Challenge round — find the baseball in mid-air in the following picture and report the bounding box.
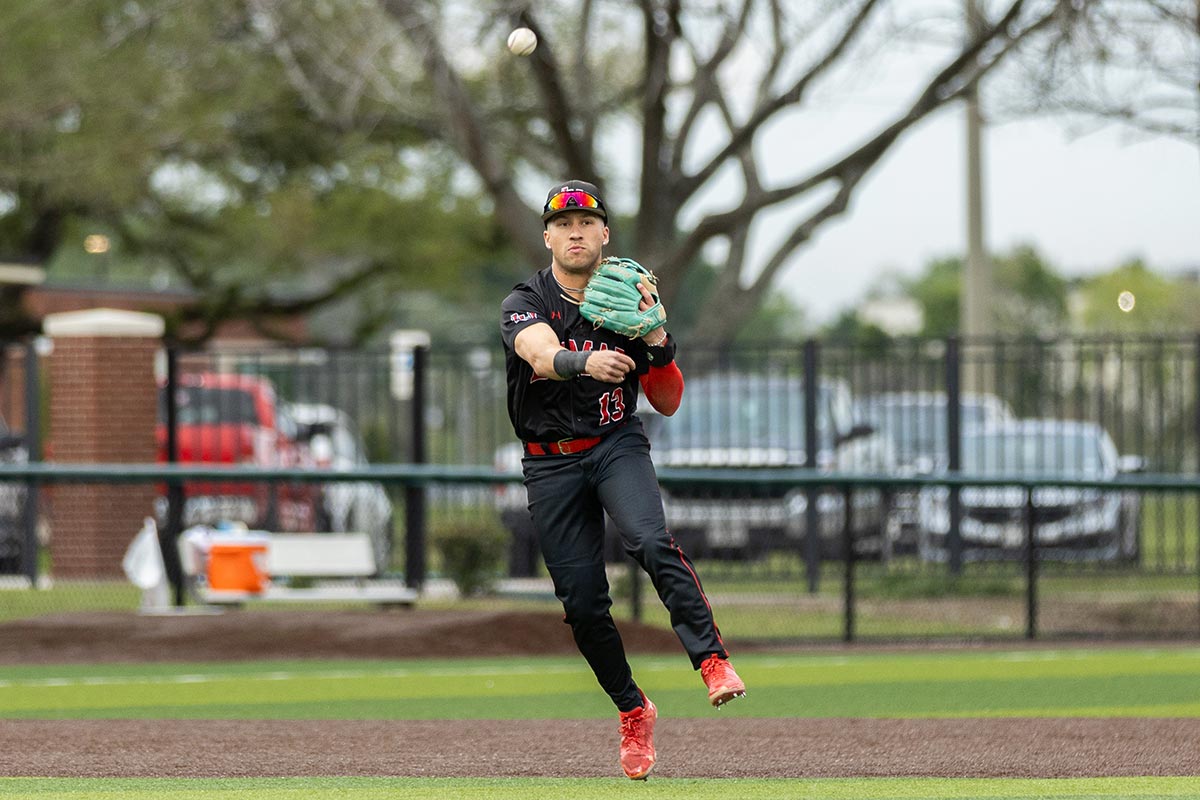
[507,27,537,56]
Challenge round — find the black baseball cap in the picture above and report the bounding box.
[542,180,607,224]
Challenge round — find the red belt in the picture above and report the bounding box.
[524,435,603,456]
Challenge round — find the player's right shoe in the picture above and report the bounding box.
[618,692,657,780]
[700,654,747,708]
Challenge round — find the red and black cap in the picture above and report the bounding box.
[542,180,607,224]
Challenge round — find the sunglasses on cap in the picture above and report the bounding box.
[544,190,604,216]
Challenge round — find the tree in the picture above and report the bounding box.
[1074,258,1200,332]
[255,0,1107,345]
[733,293,812,345]
[994,1,1199,145]
[907,256,967,338]
[0,1,510,343]
[1,1,1176,345]
[823,309,893,350]
[904,244,1069,336]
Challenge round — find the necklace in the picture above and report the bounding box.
[553,274,585,305]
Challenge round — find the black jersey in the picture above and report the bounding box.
[501,266,654,442]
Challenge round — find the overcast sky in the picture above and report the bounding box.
[767,103,1200,326]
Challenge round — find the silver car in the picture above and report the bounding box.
[650,375,898,560]
[855,391,1015,551]
[917,419,1143,563]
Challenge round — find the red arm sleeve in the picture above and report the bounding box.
[639,362,684,416]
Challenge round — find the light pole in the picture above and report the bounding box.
[960,0,993,391]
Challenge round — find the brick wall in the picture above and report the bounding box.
[45,310,162,578]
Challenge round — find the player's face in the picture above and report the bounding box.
[544,210,608,276]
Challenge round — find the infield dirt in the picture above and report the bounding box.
[1,609,1197,779]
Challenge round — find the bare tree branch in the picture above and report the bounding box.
[994,0,1198,144]
[680,0,1076,344]
[637,0,684,249]
[380,0,538,263]
[247,0,338,124]
[670,0,752,177]
[678,0,885,203]
[201,0,1200,347]
[521,11,595,177]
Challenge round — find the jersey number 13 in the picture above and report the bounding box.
[598,388,625,425]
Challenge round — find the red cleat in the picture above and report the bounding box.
[618,693,657,780]
[700,654,746,708]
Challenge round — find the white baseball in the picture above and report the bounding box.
[507,27,537,56]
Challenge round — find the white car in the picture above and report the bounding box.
[286,403,394,573]
[917,419,1143,563]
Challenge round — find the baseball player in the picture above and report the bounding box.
[499,179,746,780]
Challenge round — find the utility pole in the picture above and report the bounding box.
[961,0,993,390]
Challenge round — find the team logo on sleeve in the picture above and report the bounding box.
[509,311,538,323]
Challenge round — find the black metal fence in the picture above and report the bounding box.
[2,462,1197,643]
[1,334,1198,643]
[158,334,1200,468]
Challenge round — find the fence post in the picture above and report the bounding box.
[163,347,186,607]
[20,340,40,586]
[1195,335,1200,637]
[802,339,821,594]
[841,483,856,643]
[1194,335,1200,475]
[1024,485,1038,640]
[404,344,428,590]
[945,336,963,575]
[628,526,643,622]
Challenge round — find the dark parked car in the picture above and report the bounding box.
[648,375,898,560]
[916,419,1143,563]
[855,391,1015,551]
[493,374,899,565]
[0,415,27,573]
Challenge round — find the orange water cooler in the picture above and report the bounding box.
[204,534,271,593]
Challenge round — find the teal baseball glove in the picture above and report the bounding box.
[579,257,667,339]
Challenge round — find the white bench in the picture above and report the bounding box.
[186,531,418,607]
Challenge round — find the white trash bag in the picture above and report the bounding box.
[123,517,166,591]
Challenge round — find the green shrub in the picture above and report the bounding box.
[432,522,509,597]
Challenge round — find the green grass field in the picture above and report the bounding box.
[3,647,1198,798]
[3,649,1200,719]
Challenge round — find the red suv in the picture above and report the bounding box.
[156,373,321,531]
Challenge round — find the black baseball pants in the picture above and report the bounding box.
[522,418,728,712]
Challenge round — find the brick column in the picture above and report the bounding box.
[44,309,163,578]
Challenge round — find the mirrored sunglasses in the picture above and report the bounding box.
[545,190,602,214]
